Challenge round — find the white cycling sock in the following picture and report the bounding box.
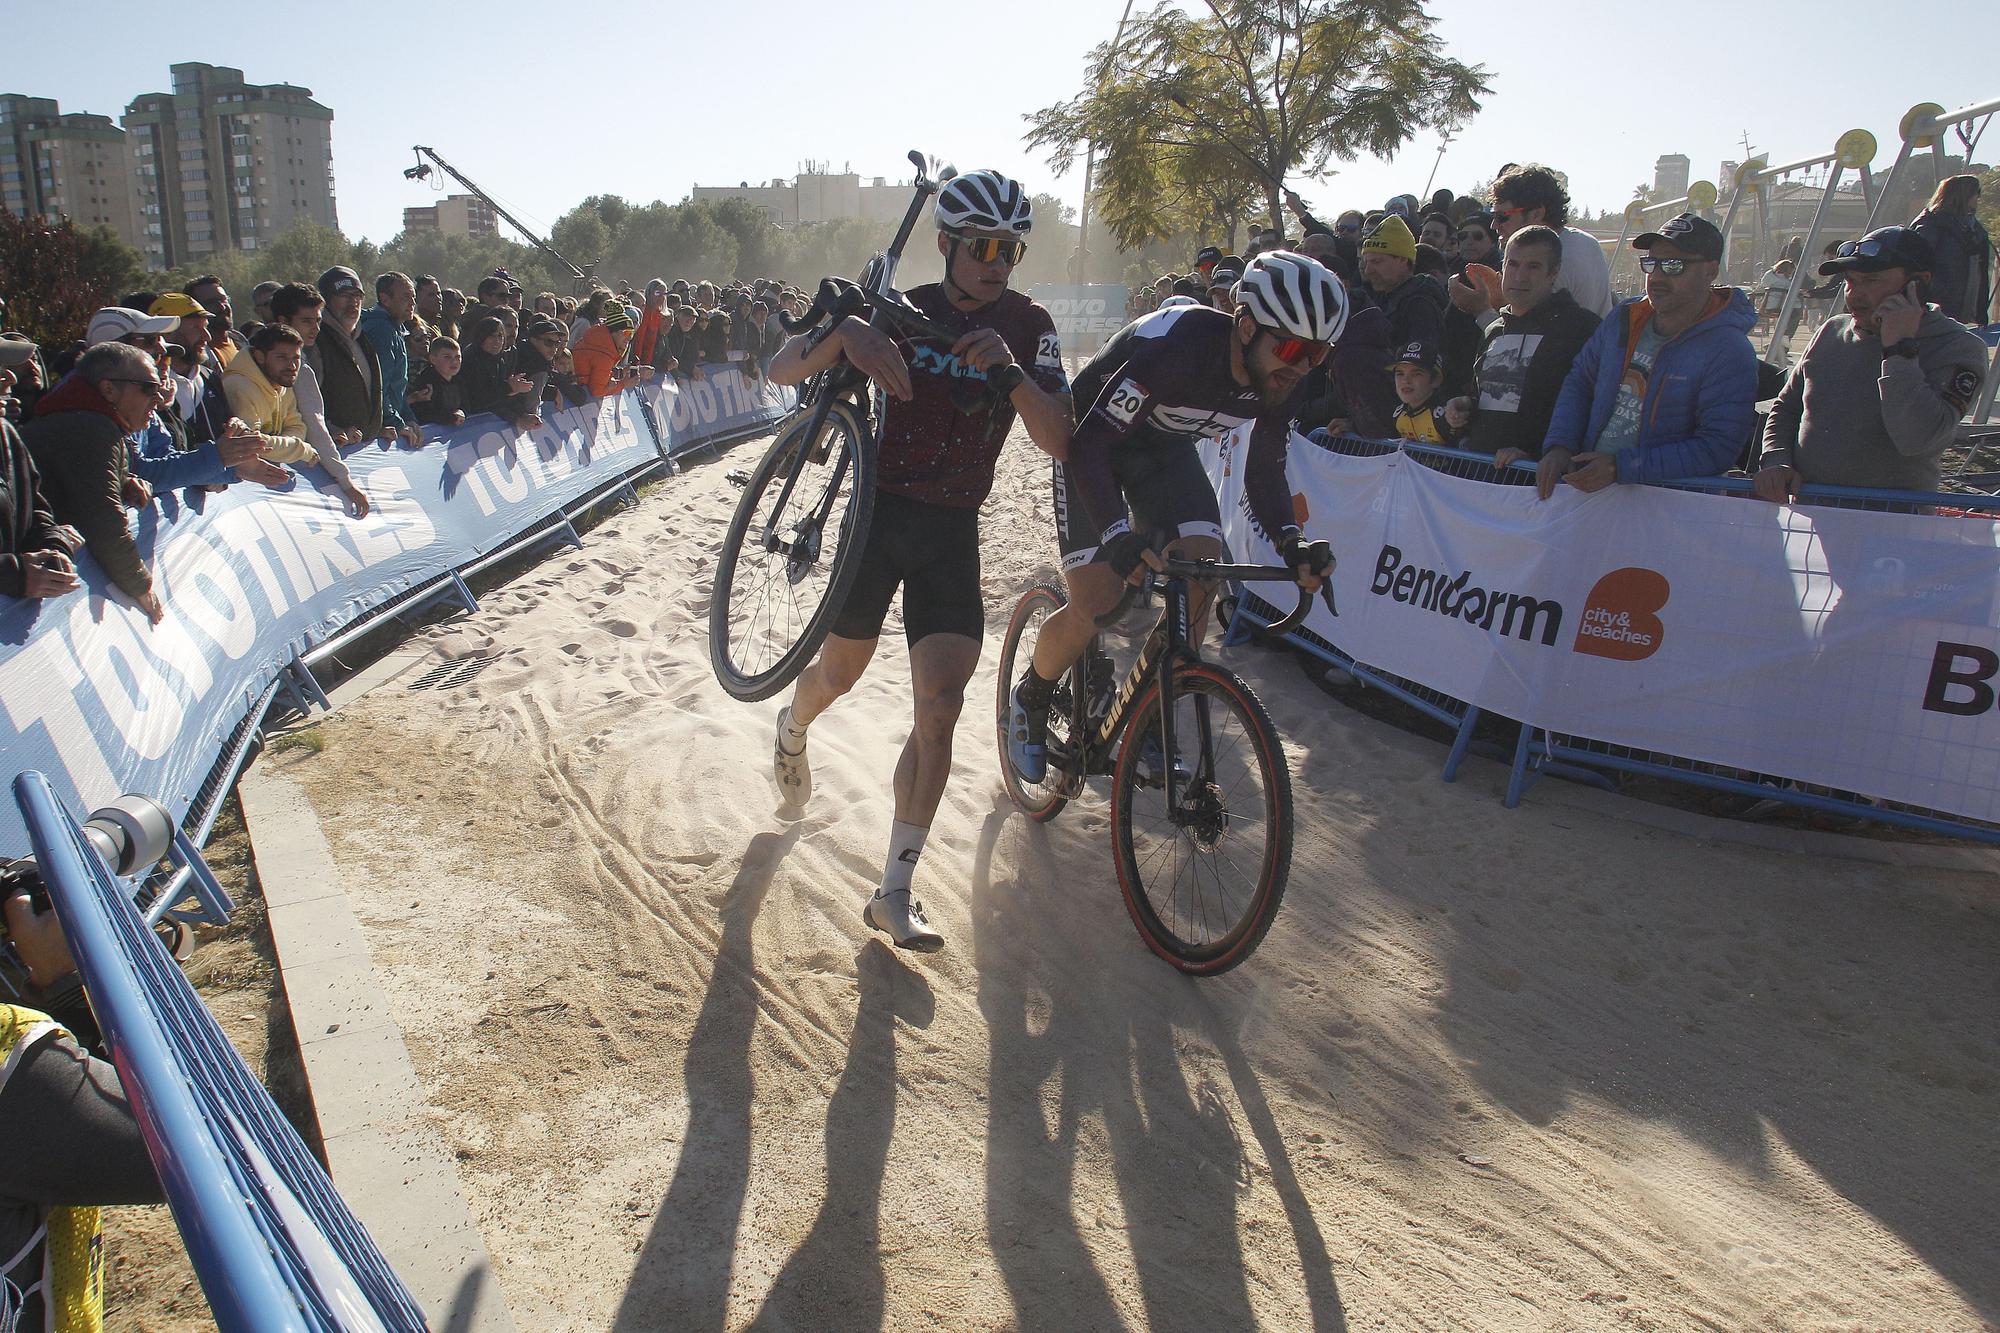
[777,705,809,754]
[877,820,929,898]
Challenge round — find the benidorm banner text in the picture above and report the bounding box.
[1203,432,2000,822]
[0,369,788,855]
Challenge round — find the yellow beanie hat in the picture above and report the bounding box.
[1361,214,1417,263]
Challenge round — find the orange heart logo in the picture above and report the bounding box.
[1573,567,1669,662]
[1292,492,1311,526]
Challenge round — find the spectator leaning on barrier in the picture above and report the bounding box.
[310,267,387,444]
[410,337,466,427]
[460,315,538,430]
[1536,212,1756,499]
[220,324,333,473]
[573,308,654,399]
[357,273,423,447]
[0,337,80,602]
[20,342,168,622]
[1755,226,1991,498]
[1448,224,1602,465]
[1390,341,1469,445]
[104,307,274,498]
[667,305,704,382]
[266,284,370,517]
[1910,175,1992,326]
[1493,164,1614,319]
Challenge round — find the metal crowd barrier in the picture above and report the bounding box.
[1232,432,2000,845]
[15,771,428,1331]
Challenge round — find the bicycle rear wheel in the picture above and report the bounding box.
[709,399,875,701]
[995,583,1076,821]
[1111,662,1293,975]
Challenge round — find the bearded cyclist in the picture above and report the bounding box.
[766,169,1074,952]
[1007,250,1345,784]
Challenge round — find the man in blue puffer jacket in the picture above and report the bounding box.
[1534,213,1757,499]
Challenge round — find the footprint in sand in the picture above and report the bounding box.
[604,620,639,638]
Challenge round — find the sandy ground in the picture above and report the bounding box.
[280,429,1999,1332]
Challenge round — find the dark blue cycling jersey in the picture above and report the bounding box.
[1066,304,1300,549]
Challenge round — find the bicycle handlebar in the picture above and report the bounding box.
[1093,556,1337,636]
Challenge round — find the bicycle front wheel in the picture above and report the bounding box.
[709,399,875,701]
[995,583,1075,821]
[1111,662,1293,975]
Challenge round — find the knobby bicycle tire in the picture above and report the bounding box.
[995,583,1073,822]
[1111,662,1293,975]
[709,399,876,701]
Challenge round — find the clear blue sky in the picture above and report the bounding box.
[10,0,1997,247]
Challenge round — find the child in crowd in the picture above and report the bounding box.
[1391,341,1469,446]
[410,336,465,428]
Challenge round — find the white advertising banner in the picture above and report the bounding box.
[1203,433,2000,823]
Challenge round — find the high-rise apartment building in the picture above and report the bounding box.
[0,95,138,239]
[402,193,498,238]
[1654,153,1691,201]
[121,63,336,269]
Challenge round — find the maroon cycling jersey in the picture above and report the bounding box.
[874,284,1069,508]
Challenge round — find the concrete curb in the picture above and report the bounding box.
[238,764,518,1333]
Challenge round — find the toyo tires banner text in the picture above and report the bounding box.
[0,370,790,855]
[1204,432,2000,822]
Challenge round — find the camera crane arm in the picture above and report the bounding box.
[405,144,593,285]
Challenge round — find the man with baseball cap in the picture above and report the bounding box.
[86,308,178,348]
[1754,225,1990,498]
[310,266,387,444]
[1536,211,1756,498]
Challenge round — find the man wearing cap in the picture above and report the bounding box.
[309,266,387,445]
[248,282,281,332]
[0,336,80,603]
[1536,212,1756,498]
[96,304,278,496]
[19,341,170,622]
[571,307,653,400]
[357,274,424,447]
[1755,226,1990,498]
[1206,261,1242,314]
[1360,215,1445,353]
[1194,246,1223,283]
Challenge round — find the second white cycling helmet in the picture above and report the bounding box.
[936,170,1034,235]
[1235,251,1349,343]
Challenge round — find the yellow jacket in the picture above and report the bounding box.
[219,355,316,464]
[0,1005,104,1331]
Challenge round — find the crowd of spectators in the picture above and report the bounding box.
[1,265,807,625]
[1128,164,1994,503]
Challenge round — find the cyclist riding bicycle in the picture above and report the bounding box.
[765,169,1074,952]
[1007,249,1345,784]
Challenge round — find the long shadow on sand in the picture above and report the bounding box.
[611,826,798,1333]
[1339,748,2000,1320]
[748,943,936,1331]
[972,801,1346,1331]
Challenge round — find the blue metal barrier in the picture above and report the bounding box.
[1267,433,2000,843]
[14,771,428,1332]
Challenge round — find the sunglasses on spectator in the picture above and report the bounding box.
[1833,237,1893,260]
[1494,204,1532,221]
[110,377,165,392]
[1638,256,1701,275]
[1265,333,1331,367]
[1455,229,1489,242]
[957,236,1027,265]
[1334,223,1360,235]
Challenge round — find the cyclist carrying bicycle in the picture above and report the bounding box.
[1006,250,1346,784]
[764,169,1074,952]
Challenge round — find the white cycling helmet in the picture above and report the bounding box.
[1158,294,1203,308]
[1235,250,1349,343]
[936,170,1034,235]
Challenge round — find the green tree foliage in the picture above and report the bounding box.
[1026,0,1489,248]
[0,210,145,346]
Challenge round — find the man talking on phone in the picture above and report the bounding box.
[1533,213,1756,498]
[1754,225,1990,498]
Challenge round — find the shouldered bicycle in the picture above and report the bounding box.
[707,150,1024,701]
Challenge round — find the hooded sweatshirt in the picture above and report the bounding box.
[20,374,152,601]
[220,355,318,463]
[1543,287,1758,483]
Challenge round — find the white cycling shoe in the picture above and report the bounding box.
[864,888,944,952]
[773,706,812,809]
